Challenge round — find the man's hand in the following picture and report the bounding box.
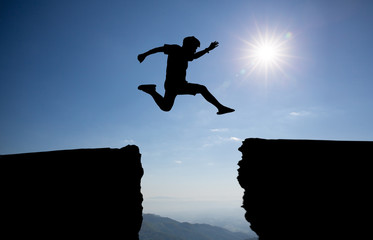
[137,53,146,63]
[207,41,219,51]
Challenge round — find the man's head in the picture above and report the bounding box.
[182,36,200,53]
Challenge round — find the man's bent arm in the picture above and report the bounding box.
[143,46,164,56]
[138,46,164,63]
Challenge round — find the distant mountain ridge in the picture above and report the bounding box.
[140,214,257,240]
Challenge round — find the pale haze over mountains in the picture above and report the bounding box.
[140,214,258,240]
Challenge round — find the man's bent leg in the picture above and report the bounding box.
[139,85,176,112]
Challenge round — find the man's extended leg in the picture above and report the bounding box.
[138,84,176,112]
[186,83,235,115]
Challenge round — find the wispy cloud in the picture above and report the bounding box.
[202,136,242,148]
[174,160,182,164]
[122,139,135,144]
[289,111,310,117]
[210,128,229,132]
[229,136,242,142]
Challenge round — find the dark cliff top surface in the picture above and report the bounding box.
[240,137,373,149]
[1,144,140,159]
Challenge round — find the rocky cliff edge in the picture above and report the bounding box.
[237,138,372,240]
[1,145,143,239]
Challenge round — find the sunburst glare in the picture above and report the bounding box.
[238,24,295,83]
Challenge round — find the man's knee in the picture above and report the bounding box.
[161,106,172,112]
[195,84,208,94]
[160,102,173,112]
[160,92,176,112]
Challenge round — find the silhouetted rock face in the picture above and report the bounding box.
[1,145,143,240]
[237,138,372,240]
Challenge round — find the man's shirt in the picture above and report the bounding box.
[163,44,193,87]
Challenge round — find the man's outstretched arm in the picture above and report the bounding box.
[193,41,219,60]
[138,46,165,63]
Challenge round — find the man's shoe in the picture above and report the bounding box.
[138,84,156,94]
[217,106,235,115]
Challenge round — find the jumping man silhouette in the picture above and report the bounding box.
[137,36,235,115]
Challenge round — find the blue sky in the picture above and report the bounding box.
[1,0,373,224]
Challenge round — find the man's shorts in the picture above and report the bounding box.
[164,81,202,96]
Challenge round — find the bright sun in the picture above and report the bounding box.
[255,43,280,63]
[239,25,294,80]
